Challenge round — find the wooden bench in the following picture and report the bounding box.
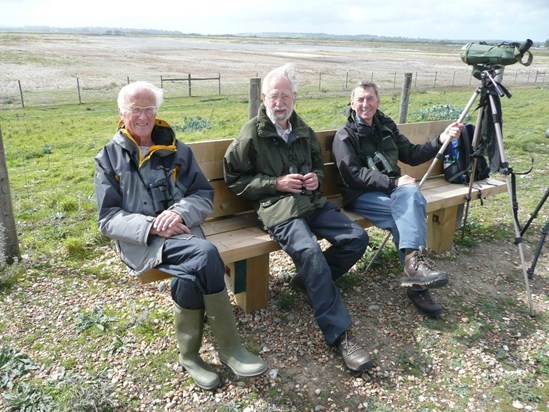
[137,120,507,313]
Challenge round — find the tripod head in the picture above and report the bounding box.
[479,68,510,99]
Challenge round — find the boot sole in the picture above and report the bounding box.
[180,362,220,391]
[400,275,449,289]
[220,361,269,378]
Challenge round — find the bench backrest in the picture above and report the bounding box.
[188,120,452,219]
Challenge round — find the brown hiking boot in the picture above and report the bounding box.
[335,331,373,372]
[407,288,442,318]
[401,246,448,288]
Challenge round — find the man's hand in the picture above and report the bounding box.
[150,210,190,238]
[276,172,318,193]
[276,173,306,193]
[397,175,416,187]
[302,172,319,191]
[439,121,463,145]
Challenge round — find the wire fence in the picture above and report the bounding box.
[1,67,546,110]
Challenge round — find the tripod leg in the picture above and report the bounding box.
[520,187,549,237]
[526,218,549,279]
[461,105,486,239]
[488,93,536,316]
[364,230,392,272]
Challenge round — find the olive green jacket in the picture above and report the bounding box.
[223,104,327,229]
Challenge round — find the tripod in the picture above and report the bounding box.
[520,187,549,280]
[420,67,536,316]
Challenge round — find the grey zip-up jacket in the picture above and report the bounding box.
[94,119,214,274]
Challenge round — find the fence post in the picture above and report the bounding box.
[218,73,221,95]
[248,78,261,119]
[160,75,164,88]
[0,127,21,263]
[17,80,24,108]
[77,78,82,104]
[398,73,413,124]
[188,73,192,97]
[318,73,322,91]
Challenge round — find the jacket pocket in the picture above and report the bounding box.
[257,193,317,229]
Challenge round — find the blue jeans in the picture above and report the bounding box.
[348,185,427,265]
[268,202,369,346]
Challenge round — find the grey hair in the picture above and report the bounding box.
[262,63,299,94]
[117,81,164,110]
[351,80,380,100]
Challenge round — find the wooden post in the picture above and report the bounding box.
[77,78,82,104]
[248,77,261,119]
[76,78,82,104]
[398,73,412,124]
[17,80,24,108]
[188,73,192,97]
[0,128,21,263]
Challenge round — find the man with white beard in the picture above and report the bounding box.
[223,64,372,373]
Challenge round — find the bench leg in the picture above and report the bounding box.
[427,205,458,252]
[224,255,270,314]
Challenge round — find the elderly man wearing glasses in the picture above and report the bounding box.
[94,81,268,391]
[223,64,372,373]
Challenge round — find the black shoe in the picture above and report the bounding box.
[289,274,313,307]
[335,331,373,372]
[401,246,449,288]
[407,288,442,318]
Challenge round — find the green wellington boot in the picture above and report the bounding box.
[203,288,269,377]
[174,303,220,390]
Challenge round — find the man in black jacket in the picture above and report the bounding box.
[332,81,462,317]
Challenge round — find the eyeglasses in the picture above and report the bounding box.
[123,106,157,116]
[265,93,294,103]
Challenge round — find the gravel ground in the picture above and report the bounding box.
[1,231,547,411]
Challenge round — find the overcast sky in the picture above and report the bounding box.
[0,0,547,42]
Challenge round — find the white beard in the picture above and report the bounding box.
[265,104,293,125]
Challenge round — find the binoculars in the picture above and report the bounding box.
[367,152,394,175]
